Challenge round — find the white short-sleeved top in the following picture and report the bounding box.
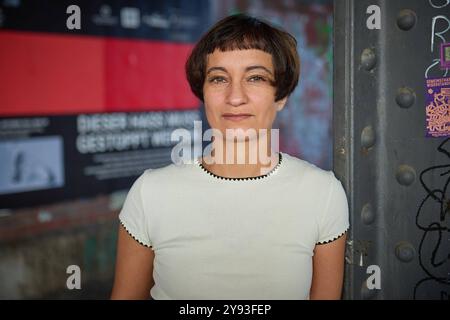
[119,152,349,300]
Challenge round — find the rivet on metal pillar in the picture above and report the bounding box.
[361,203,375,225]
[361,48,377,71]
[361,126,376,150]
[395,241,416,262]
[396,165,416,186]
[397,9,417,31]
[396,87,416,109]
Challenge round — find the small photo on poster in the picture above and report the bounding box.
[0,136,64,195]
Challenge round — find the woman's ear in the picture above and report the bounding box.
[276,97,288,111]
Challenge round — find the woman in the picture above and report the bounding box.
[111,14,349,300]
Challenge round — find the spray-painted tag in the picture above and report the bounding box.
[425,77,450,137]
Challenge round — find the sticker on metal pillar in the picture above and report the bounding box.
[425,77,450,137]
[441,43,450,69]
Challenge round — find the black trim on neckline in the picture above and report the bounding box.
[196,153,283,181]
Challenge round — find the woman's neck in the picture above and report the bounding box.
[200,138,280,178]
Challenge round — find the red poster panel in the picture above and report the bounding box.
[0,31,199,116]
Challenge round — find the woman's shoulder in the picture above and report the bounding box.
[136,159,195,185]
[282,152,334,179]
[281,152,339,185]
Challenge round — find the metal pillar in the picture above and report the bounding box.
[334,0,450,300]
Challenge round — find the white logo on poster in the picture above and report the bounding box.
[142,13,170,29]
[100,5,111,17]
[121,7,140,29]
[92,4,118,26]
[170,13,198,29]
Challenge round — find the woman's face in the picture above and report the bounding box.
[202,49,287,136]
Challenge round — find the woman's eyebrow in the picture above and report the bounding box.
[206,67,228,74]
[245,65,273,76]
[206,65,274,76]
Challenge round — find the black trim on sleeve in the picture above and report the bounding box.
[119,219,153,248]
[316,227,349,245]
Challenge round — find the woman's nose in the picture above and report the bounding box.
[225,80,248,106]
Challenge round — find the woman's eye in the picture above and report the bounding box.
[248,75,266,82]
[208,77,227,84]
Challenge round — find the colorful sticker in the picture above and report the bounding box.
[426,77,450,137]
[441,43,450,69]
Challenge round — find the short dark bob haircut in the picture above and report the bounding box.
[185,14,300,102]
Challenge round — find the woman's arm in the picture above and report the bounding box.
[309,233,347,300]
[111,224,155,300]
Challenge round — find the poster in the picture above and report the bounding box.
[425,77,450,138]
[0,0,209,208]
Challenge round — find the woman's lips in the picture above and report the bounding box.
[222,114,253,122]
